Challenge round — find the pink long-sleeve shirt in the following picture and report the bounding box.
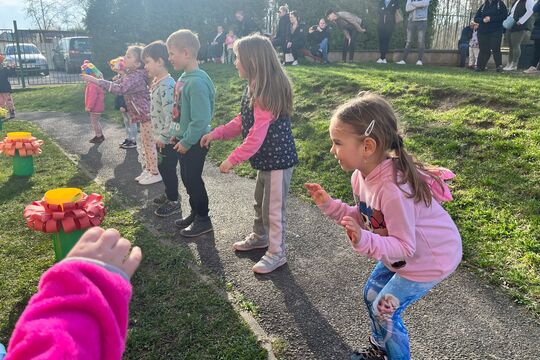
[6,259,132,360]
[320,159,462,282]
[210,105,274,166]
[85,82,105,113]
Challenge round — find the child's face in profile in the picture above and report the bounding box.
[167,45,188,71]
[143,56,163,78]
[124,50,141,70]
[234,55,247,79]
[228,31,234,37]
[329,119,366,172]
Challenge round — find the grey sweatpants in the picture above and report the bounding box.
[252,167,294,255]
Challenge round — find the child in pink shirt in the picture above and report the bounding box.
[5,227,142,360]
[224,30,237,64]
[200,35,298,274]
[305,92,461,360]
[83,66,105,143]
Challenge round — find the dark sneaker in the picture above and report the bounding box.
[119,139,129,147]
[121,140,137,149]
[175,213,195,229]
[9,110,15,119]
[152,193,168,205]
[89,136,105,143]
[155,200,181,217]
[496,65,503,73]
[351,338,388,360]
[180,215,213,237]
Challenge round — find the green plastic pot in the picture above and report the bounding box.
[51,228,86,261]
[12,151,34,176]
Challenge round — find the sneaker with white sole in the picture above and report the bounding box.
[233,233,268,251]
[503,62,513,71]
[135,170,149,182]
[503,64,517,71]
[381,59,387,64]
[416,60,423,66]
[292,60,298,66]
[155,200,181,217]
[523,66,540,74]
[376,58,384,64]
[252,252,287,274]
[138,173,162,185]
[396,60,406,65]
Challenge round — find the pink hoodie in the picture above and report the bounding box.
[320,159,462,282]
[6,259,131,360]
[85,82,105,113]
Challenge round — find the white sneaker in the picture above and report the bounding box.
[292,60,298,66]
[233,233,268,251]
[252,252,287,274]
[523,66,540,74]
[503,62,514,71]
[503,64,517,71]
[138,173,162,185]
[135,170,149,182]
[376,58,384,64]
[416,60,423,66]
[396,60,406,65]
[381,58,387,64]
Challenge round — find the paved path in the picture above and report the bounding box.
[21,112,540,359]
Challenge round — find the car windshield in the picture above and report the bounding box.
[71,39,92,52]
[5,44,40,55]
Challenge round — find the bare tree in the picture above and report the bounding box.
[24,0,86,31]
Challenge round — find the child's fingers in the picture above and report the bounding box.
[78,226,105,244]
[122,246,142,278]
[99,228,122,249]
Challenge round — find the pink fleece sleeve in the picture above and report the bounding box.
[221,106,273,166]
[210,114,243,141]
[354,190,417,262]
[6,260,132,360]
[318,171,364,226]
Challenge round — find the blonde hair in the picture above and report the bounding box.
[233,34,293,118]
[126,45,144,69]
[166,29,200,57]
[332,92,443,206]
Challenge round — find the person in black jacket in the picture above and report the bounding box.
[272,4,291,57]
[474,0,508,72]
[207,26,226,63]
[308,18,330,63]
[524,0,540,73]
[287,11,305,65]
[377,0,400,64]
[458,23,474,67]
[235,10,260,38]
[0,56,15,119]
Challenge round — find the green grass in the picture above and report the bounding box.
[11,63,540,315]
[0,120,266,359]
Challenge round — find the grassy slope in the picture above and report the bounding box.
[0,121,266,359]
[11,63,540,315]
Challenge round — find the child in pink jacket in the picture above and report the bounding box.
[5,227,142,360]
[305,92,462,360]
[85,75,106,144]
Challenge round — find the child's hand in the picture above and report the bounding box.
[67,227,142,279]
[219,159,233,173]
[304,183,331,206]
[174,142,187,154]
[200,133,213,148]
[341,216,361,246]
[85,107,91,112]
[119,107,126,112]
[156,140,165,149]
[81,74,97,83]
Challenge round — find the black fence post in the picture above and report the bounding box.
[13,20,26,89]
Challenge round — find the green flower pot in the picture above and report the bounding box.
[12,150,34,176]
[51,228,86,261]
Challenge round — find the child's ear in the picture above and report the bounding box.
[363,137,378,156]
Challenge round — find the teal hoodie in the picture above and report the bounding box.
[170,68,215,150]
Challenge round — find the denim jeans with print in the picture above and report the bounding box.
[363,262,440,360]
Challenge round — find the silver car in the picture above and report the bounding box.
[4,43,50,76]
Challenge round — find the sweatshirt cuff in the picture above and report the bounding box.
[62,257,130,281]
[178,139,193,151]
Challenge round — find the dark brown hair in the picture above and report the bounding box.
[142,40,171,68]
[332,92,443,206]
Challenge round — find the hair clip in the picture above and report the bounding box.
[364,120,375,136]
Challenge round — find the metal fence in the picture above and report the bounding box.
[0,21,89,88]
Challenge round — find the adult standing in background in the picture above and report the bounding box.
[235,10,260,38]
[308,18,330,64]
[273,5,291,60]
[326,9,366,63]
[377,0,401,64]
[524,0,540,73]
[397,0,431,66]
[474,0,508,72]
[207,26,226,63]
[503,0,535,71]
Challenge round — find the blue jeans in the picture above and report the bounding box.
[363,262,440,360]
[320,38,328,63]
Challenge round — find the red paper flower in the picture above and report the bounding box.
[24,193,106,233]
[0,136,44,157]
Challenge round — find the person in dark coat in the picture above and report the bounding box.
[235,10,260,38]
[273,4,291,56]
[458,23,474,67]
[377,0,400,63]
[524,0,540,73]
[207,26,226,63]
[0,56,15,118]
[474,0,508,72]
[287,11,305,65]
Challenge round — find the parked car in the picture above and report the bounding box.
[4,43,49,76]
[52,36,93,73]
